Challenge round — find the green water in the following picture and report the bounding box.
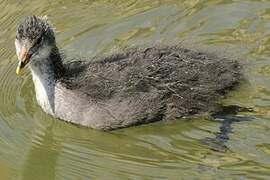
[0,0,270,179]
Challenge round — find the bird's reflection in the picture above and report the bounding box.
[21,124,61,180]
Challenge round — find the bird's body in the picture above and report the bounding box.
[15,16,241,130]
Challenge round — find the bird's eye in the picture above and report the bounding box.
[36,36,42,45]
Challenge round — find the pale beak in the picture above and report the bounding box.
[16,47,31,75]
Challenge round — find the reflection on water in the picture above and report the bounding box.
[0,0,270,179]
[21,125,59,180]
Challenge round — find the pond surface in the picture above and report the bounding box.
[0,0,270,179]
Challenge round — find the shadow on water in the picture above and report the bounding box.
[203,105,254,153]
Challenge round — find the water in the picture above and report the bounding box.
[0,0,270,179]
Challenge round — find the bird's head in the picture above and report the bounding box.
[15,15,56,75]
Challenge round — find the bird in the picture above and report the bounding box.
[15,15,241,131]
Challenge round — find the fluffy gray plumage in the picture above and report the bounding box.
[15,15,242,130]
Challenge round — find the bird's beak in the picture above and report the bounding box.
[16,47,31,75]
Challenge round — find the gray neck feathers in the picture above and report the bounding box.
[29,45,64,115]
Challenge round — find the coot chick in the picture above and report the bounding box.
[15,16,241,130]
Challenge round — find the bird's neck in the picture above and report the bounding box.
[29,46,64,115]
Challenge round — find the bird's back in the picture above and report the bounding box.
[58,46,241,130]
